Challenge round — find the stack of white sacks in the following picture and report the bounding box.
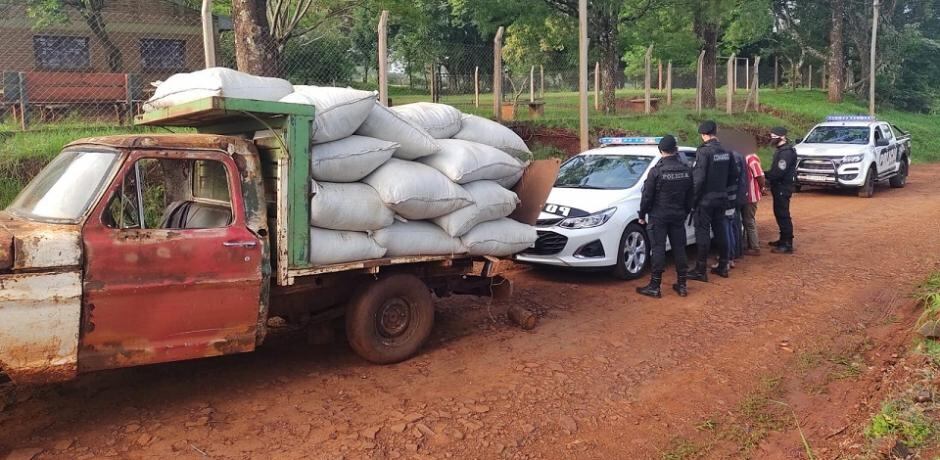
[145,68,538,266]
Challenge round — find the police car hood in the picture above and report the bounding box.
[538,187,635,219]
[797,144,868,158]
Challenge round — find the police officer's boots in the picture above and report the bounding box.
[710,262,730,278]
[672,273,688,297]
[687,263,709,283]
[636,274,663,298]
[772,241,794,254]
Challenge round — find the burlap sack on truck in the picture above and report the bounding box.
[311,135,398,183]
[461,218,538,257]
[373,221,468,257]
[363,159,473,220]
[309,227,387,266]
[432,181,520,237]
[280,86,377,144]
[144,67,293,111]
[453,114,533,163]
[355,103,441,160]
[390,102,463,139]
[419,139,525,185]
[310,181,394,232]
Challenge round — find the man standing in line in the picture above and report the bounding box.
[742,149,766,255]
[689,121,738,281]
[636,135,694,298]
[765,127,798,254]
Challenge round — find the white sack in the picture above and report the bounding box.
[311,135,397,183]
[419,139,525,185]
[144,67,293,111]
[390,102,463,139]
[363,159,473,220]
[309,227,386,266]
[310,181,394,232]
[432,181,520,237]
[280,86,376,144]
[453,114,532,162]
[461,218,538,257]
[356,103,440,160]
[495,169,525,189]
[373,221,467,257]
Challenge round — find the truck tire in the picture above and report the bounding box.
[858,166,876,198]
[889,158,909,188]
[613,223,650,280]
[345,274,434,364]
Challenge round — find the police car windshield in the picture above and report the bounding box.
[554,154,654,190]
[804,126,870,144]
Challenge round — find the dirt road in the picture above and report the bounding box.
[3,165,940,460]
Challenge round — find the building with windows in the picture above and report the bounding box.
[0,0,232,82]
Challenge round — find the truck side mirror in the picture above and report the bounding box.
[876,138,890,147]
[795,138,803,144]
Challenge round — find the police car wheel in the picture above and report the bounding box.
[613,223,649,280]
[858,167,876,198]
[889,159,908,188]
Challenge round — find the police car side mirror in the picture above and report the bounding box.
[795,138,803,144]
[875,138,890,147]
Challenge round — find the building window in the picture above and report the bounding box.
[34,35,90,71]
[140,39,186,71]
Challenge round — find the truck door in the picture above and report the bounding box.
[79,150,264,372]
[879,124,899,173]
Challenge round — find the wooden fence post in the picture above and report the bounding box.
[666,60,673,106]
[644,45,653,114]
[377,10,389,106]
[530,66,535,102]
[726,53,735,114]
[493,26,504,120]
[791,62,797,91]
[809,64,813,90]
[822,64,828,89]
[745,58,750,91]
[695,50,705,114]
[594,62,601,111]
[657,60,663,91]
[745,56,761,112]
[578,0,588,152]
[474,66,480,108]
[429,63,438,103]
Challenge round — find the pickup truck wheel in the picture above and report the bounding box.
[613,223,650,280]
[889,159,909,188]
[858,167,876,198]
[346,274,434,364]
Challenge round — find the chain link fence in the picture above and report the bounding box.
[0,2,801,133]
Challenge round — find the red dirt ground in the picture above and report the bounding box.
[2,165,940,460]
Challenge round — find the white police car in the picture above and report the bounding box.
[515,137,697,280]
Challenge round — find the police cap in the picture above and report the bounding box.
[698,120,718,135]
[658,135,678,153]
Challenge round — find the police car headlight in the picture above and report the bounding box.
[842,153,865,164]
[558,208,616,229]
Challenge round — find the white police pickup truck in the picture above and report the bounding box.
[795,115,912,198]
[515,137,697,280]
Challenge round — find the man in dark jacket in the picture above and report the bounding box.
[637,135,694,298]
[765,126,798,253]
[689,121,738,281]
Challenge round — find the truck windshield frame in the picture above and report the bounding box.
[804,126,871,145]
[6,148,121,224]
[554,154,654,190]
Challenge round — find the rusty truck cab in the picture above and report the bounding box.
[0,134,270,384]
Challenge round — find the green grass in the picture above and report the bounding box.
[866,401,937,447]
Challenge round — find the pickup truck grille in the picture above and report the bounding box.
[528,231,568,255]
[798,159,837,172]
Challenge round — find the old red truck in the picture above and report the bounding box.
[0,97,552,385]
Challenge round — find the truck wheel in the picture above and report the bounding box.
[858,167,876,198]
[613,223,649,280]
[889,159,908,188]
[345,274,434,364]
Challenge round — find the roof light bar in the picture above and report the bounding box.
[825,115,875,122]
[599,136,663,146]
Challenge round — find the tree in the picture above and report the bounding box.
[230,0,364,77]
[827,0,845,101]
[26,0,123,72]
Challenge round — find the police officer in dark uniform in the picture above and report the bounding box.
[637,135,694,298]
[765,126,798,254]
[689,121,738,282]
